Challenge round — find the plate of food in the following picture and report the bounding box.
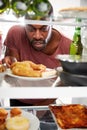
[0,107,40,130]
[49,104,87,130]
[59,7,87,19]
[6,68,57,80]
[6,61,57,80]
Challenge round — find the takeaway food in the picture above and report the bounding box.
[0,64,6,73]
[6,116,29,130]
[49,104,87,129]
[10,61,46,77]
[0,108,30,130]
[59,7,87,12]
[10,60,57,77]
[0,108,8,130]
[10,108,22,117]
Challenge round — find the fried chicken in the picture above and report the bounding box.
[10,61,46,77]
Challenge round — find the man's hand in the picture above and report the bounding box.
[2,56,17,68]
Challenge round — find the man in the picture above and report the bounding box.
[2,9,71,68]
[3,23,71,68]
[2,1,72,105]
[2,2,72,130]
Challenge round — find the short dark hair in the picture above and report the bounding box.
[24,1,53,21]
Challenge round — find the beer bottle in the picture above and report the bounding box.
[70,18,83,55]
[11,0,30,17]
[0,0,9,14]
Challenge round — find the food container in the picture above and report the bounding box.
[60,71,87,86]
[56,54,87,75]
[49,104,87,130]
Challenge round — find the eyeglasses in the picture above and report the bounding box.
[26,25,50,33]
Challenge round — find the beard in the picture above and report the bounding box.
[30,38,48,51]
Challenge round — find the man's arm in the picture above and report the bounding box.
[5,47,20,60]
[2,47,19,68]
[2,25,22,67]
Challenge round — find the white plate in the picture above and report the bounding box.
[7,110,40,130]
[59,8,87,19]
[6,69,57,81]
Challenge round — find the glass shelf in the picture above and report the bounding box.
[0,13,87,27]
[23,18,87,27]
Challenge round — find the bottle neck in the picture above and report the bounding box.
[73,27,81,42]
[75,27,81,35]
[75,18,81,35]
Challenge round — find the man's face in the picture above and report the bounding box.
[25,24,52,51]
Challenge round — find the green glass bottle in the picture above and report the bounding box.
[70,19,83,56]
[11,0,30,17]
[0,0,9,14]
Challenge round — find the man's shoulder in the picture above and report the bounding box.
[52,28,58,32]
[9,25,25,32]
[52,28,71,42]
